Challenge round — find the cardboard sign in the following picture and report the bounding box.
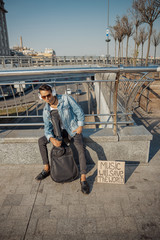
[97,160,125,184]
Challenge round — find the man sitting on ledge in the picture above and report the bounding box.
[35,84,90,194]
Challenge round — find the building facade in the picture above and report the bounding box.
[0,0,10,56]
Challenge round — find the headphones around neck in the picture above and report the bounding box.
[38,84,56,100]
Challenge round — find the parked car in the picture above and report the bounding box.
[65,88,72,95]
[75,89,82,95]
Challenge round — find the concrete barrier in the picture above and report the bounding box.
[94,73,116,127]
[0,125,152,165]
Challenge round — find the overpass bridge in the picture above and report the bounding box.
[0,66,160,165]
[1,55,160,68]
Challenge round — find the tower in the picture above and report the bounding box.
[20,36,23,50]
[0,0,10,56]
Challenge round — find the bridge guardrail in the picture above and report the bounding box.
[0,66,159,134]
[0,56,160,68]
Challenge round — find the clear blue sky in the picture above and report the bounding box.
[5,0,160,57]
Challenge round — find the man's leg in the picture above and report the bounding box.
[72,133,89,194]
[72,133,86,175]
[35,136,50,180]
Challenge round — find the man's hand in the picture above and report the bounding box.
[72,126,83,134]
[50,137,62,147]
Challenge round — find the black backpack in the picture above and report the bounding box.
[50,144,79,183]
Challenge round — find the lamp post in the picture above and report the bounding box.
[105,0,110,64]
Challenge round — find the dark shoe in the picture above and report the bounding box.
[80,180,90,194]
[35,169,50,181]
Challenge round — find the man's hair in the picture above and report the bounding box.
[39,84,52,92]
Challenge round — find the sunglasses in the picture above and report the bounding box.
[41,93,52,99]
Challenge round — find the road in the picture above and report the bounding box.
[0,80,91,127]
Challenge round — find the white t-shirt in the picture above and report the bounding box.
[50,106,58,111]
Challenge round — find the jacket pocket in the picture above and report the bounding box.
[70,119,78,130]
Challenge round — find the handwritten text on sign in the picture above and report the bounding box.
[98,161,125,184]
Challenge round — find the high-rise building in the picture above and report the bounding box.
[0,0,10,56]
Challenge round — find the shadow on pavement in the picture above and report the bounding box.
[133,108,160,162]
[87,168,97,192]
[125,164,139,183]
[84,138,140,191]
[86,137,142,188]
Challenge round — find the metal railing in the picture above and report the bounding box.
[1,55,160,68]
[0,66,159,134]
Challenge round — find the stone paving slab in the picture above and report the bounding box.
[0,160,159,240]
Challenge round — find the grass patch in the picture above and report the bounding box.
[0,104,33,116]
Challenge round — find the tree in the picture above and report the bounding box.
[139,27,148,65]
[129,1,143,66]
[121,15,134,66]
[110,27,118,64]
[132,0,160,66]
[113,16,126,64]
[133,31,141,61]
[155,0,160,7]
[152,29,160,63]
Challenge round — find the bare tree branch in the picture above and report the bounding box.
[121,15,134,65]
[113,16,126,64]
[152,29,160,61]
[132,0,160,66]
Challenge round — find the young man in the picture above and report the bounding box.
[36,84,90,194]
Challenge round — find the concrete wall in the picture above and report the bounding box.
[94,73,125,128]
[0,126,152,165]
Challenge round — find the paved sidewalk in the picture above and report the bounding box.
[0,107,160,240]
[0,157,160,240]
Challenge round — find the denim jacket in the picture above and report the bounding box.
[43,94,85,141]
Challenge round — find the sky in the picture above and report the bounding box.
[4,0,160,57]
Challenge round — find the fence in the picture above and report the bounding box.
[0,66,159,134]
[0,56,160,68]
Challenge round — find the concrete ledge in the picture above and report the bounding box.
[83,128,118,142]
[0,126,152,164]
[84,126,152,164]
[118,125,153,141]
[0,129,44,143]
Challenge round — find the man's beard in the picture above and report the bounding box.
[50,96,56,105]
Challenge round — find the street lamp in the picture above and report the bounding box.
[105,0,111,64]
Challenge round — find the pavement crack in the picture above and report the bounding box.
[22,181,41,240]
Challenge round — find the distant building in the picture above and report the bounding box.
[11,36,37,56]
[0,0,10,56]
[22,48,36,56]
[11,36,56,57]
[45,48,56,56]
[37,48,56,57]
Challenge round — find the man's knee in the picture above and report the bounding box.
[38,136,47,147]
